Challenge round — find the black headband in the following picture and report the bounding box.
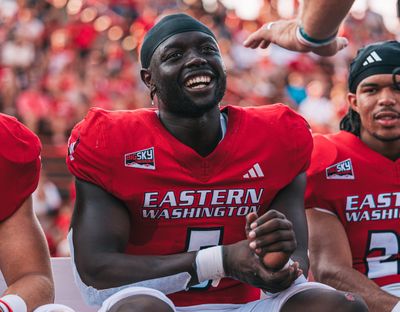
[348,40,400,93]
[140,13,216,68]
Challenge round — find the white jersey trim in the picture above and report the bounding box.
[34,304,76,312]
[381,283,400,297]
[98,286,176,312]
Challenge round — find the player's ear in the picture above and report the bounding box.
[140,68,152,90]
[347,92,359,114]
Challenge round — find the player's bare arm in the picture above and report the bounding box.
[307,209,399,312]
[299,0,354,39]
[72,179,198,289]
[0,196,54,312]
[72,178,302,293]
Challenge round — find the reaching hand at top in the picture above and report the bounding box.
[243,19,348,57]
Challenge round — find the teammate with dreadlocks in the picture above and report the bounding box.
[339,107,362,136]
[305,40,400,312]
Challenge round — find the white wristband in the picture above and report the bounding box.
[392,301,400,312]
[295,25,337,48]
[279,259,291,271]
[0,295,27,312]
[195,246,225,287]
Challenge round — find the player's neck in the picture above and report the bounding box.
[360,133,400,161]
[158,108,223,157]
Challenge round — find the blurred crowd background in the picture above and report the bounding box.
[1,0,399,257]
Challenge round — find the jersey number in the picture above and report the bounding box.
[366,231,399,279]
[185,227,224,290]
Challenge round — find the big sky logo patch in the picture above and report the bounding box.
[125,147,155,170]
[326,158,354,180]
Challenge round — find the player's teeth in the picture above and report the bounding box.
[185,76,211,87]
[193,84,207,89]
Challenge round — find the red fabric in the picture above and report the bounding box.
[0,114,41,221]
[67,104,312,306]
[306,131,400,287]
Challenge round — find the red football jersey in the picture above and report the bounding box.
[305,131,400,287]
[67,104,312,306]
[0,113,41,220]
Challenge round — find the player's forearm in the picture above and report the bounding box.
[300,0,354,38]
[4,274,54,312]
[79,251,198,290]
[315,265,398,312]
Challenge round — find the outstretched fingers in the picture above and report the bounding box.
[243,23,274,49]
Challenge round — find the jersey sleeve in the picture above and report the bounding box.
[0,114,41,221]
[305,134,338,213]
[66,108,113,191]
[277,105,313,174]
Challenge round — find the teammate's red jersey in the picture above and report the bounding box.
[305,131,400,287]
[0,113,41,221]
[67,104,312,306]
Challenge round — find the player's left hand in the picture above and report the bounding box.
[246,210,297,259]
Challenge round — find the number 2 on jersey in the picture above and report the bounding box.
[366,231,399,279]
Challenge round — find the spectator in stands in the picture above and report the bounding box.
[305,41,400,312]
[0,113,73,312]
[298,80,336,133]
[32,170,62,214]
[66,13,367,312]
[285,71,307,107]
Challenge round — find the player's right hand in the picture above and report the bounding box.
[223,240,301,293]
[243,19,348,57]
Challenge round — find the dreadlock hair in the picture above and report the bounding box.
[339,108,361,137]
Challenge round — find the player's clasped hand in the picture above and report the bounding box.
[246,210,297,258]
[247,209,302,292]
[261,261,302,294]
[223,240,301,293]
[222,210,301,293]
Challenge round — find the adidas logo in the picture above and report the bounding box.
[362,51,382,66]
[243,163,264,179]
